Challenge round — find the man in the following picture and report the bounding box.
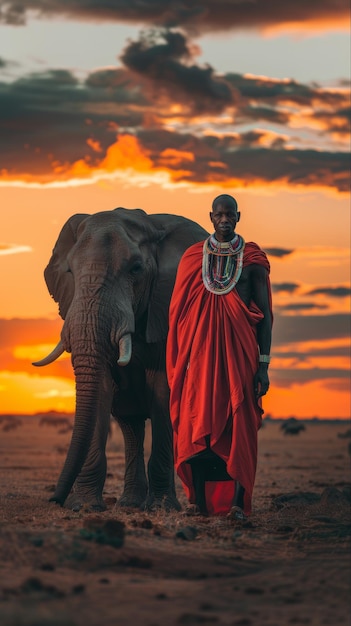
[166,194,273,519]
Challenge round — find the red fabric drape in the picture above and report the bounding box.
[166,240,272,515]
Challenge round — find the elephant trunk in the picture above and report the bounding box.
[48,300,134,504]
[51,358,113,505]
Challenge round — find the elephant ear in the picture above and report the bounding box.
[44,213,89,319]
[146,214,208,343]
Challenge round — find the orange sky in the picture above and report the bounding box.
[0,177,349,418]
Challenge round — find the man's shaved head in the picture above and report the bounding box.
[212,194,238,211]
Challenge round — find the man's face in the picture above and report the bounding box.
[210,203,240,242]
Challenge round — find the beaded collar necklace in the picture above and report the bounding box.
[202,233,245,294]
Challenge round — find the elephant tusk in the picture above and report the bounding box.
[117,334,132,366]
[32,341,65,367]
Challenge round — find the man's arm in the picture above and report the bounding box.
[251,264,273,399]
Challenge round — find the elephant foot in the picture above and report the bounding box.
[63,493,107,513]
[142,493,182,513]
[118,490,147,509]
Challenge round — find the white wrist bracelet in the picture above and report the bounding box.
[259,354,271,363]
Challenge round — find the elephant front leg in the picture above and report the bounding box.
[116,415,148,508]
[144,419,181,512]
[65,447,108,512]
[144,374,181,512]
[64,416,110,513]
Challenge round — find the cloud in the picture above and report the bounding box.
[272,282,299,293]
[306,286,351,297]
[0,68,144,175]
[0,27,349,191]
[120,30,233,114]
[324,379,350,393]
[0,243,32,256]
[265,248,295,259]
[271,367,350,387]
[276,303,329,311]
[309,106,351,139]
[274,346,350,359]
[227,72,348,108]
[273,312,350,346]
[0,1,348,33]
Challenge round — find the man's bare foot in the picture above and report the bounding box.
[227,505,247,521]
[183,504,207,517]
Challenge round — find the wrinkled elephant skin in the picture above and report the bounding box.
[34,207,208,512]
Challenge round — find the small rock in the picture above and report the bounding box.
[320,486,348,506]
[141,518,153,529]
[175,526,198,541]
[271,492,320,510]
[80,517,125,547]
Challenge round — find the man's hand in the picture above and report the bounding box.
[254,365,270,399]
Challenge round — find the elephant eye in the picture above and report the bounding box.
[129,260,143,276]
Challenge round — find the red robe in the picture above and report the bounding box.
[166,240,272,516]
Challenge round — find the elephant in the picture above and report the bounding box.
[33,207,208,512]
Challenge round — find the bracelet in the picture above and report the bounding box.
[259,354,271,363]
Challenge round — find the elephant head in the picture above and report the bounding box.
[33,207,208,509]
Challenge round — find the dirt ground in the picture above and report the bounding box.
[0,414,350,626]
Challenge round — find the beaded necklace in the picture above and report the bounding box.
[202,233,245,295]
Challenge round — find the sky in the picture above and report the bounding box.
[0,0,350,418]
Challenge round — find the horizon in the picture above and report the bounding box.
[1,411,349,422]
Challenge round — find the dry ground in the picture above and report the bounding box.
[0,415,350,626]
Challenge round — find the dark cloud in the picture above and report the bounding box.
[272,282,299,293]
[276,303,329,311]
[271,367,350,387]
[0,41,349,191]
[339,79,351,88]
[311,106,351,136]
[239,105,290,126]
[212,147,347,191]
[131,128,349,191]
[235,131,286,148]
[226,73,346,108]
[119,33,349,123]
[0,68,144,172]
[120,30,233,113]
[274,346,350,360]
[306,286,351,298]
[222,147,349,191]
[324,379,350,393]
[0,1,348,33]
[265,248,295,258]
[273,312,350,346]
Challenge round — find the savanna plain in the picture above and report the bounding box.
[0,414,350,626]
